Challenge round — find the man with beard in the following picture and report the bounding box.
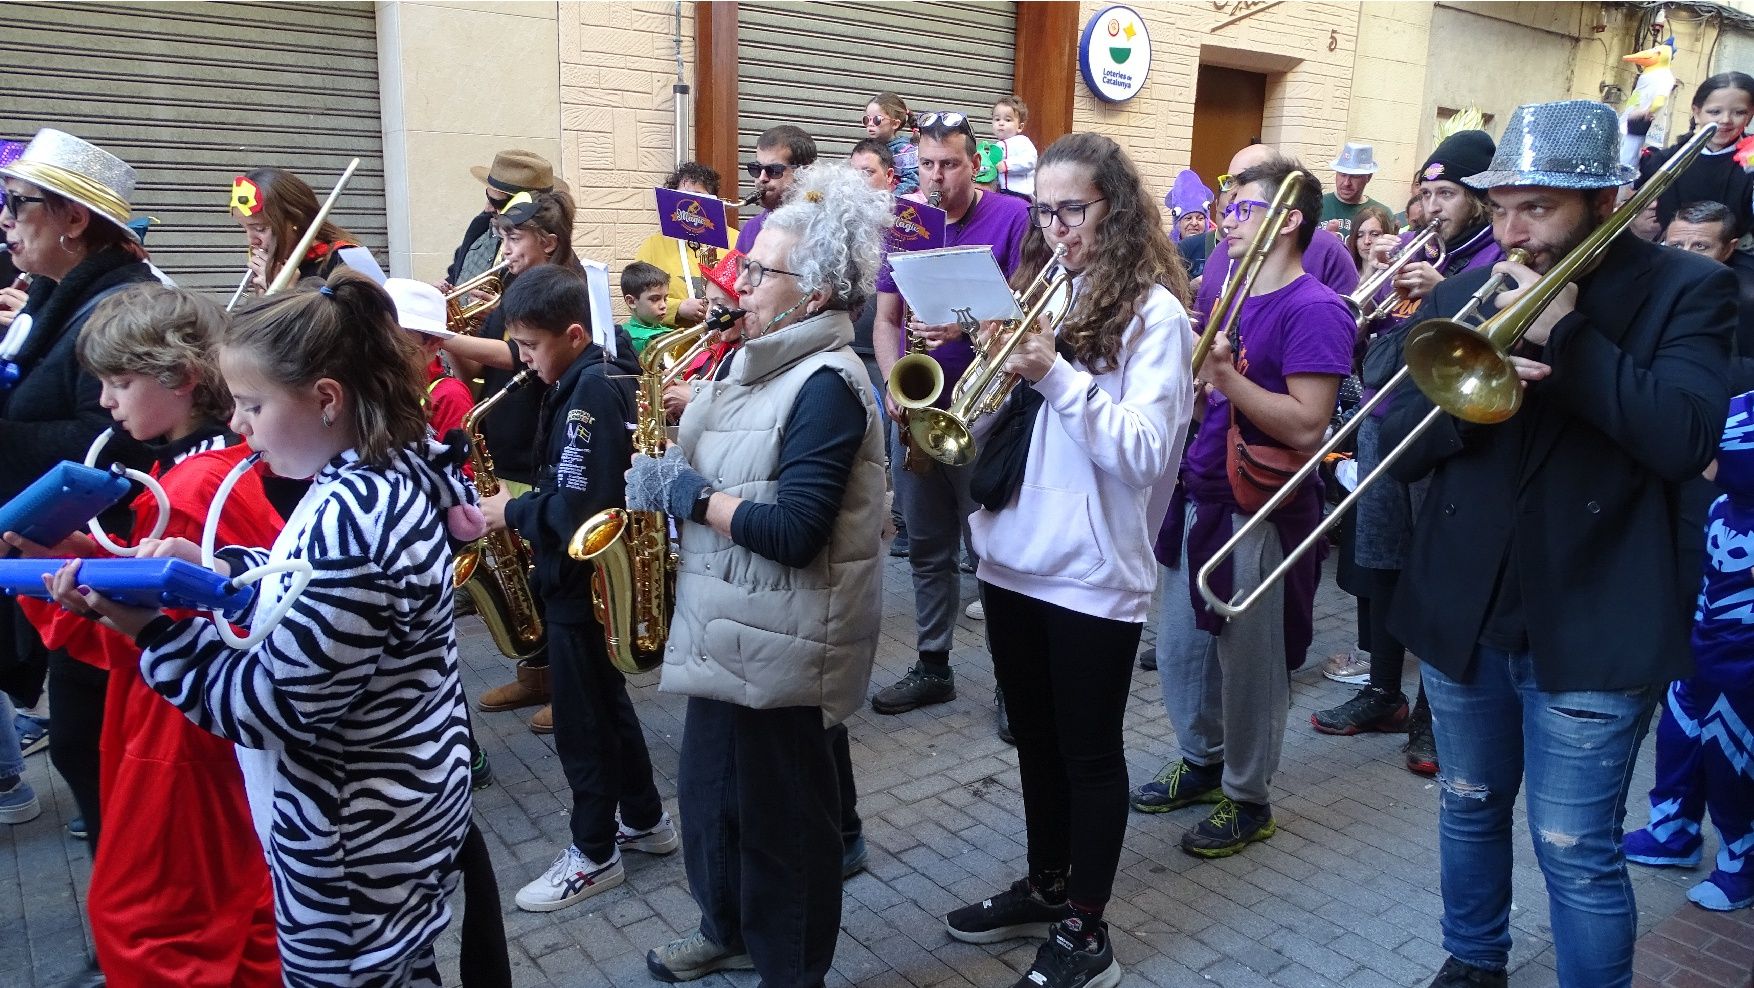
[1381,99,1736,987]
[1310,129,1503,775]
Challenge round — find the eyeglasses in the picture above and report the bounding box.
[2,190,46,216]
[861,114,892,127]
[1030,198,1107,229]
[1220,198,1271,223]
[1215,173,1236,194]
[736,255,801,288]
[916,111,973,134]
[485,190,511,207]
[745,162,791,180]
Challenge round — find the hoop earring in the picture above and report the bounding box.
[59,234,76,253]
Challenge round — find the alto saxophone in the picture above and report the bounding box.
[454,370,545,660]
[568,313,733,675]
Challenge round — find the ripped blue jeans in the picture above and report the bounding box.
[1423,647,1657,987]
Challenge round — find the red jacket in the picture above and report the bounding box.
[21,441,284,987]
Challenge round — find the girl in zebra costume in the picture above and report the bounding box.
[71,272,485,986]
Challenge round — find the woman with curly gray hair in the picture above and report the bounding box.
[628,162,890,986]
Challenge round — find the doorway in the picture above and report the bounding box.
[1190,65,1267,197]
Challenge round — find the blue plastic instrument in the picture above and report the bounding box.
[0,557,256,617]
[0,462,131,553]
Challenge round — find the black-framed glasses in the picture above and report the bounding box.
[736,255,801,287]
[1220,198,1271,223]
[745,161,791,180]
[485,189,511,207]
[1030,198,1106,229]
[916,111,972,135]
[2,190,46,216]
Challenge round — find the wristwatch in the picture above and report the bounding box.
[690,485,715,524]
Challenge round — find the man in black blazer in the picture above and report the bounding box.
[1382,101,1737,988]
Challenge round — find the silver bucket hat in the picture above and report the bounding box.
[1464,100,1638,191]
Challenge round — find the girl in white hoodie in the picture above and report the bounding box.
[944,132,1194,988]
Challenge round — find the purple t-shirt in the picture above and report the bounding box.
[1194,228,1359,325]
[1184,274,1355,498]
[875,189,1032,398]
[735,210,768,255]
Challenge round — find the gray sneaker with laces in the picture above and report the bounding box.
[647,930,754,983]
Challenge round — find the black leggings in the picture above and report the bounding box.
[47,648,106,849]
[983,581,1139,909]
[457,821,511,988]
[1361,567,1410,692]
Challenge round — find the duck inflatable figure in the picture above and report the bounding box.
[1621,37,1678,169]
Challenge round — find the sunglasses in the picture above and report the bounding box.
[745,162,791,180]
[916,111,973,134]
[2,189,47,216]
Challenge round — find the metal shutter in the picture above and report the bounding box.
[737,1,1017,162]
[0,1,386,294]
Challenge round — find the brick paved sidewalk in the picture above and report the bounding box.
[3,557,1750,987]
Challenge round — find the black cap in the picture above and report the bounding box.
[1420,130,1496,195]
[498,199,541,226]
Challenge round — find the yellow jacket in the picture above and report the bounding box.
[633,228,739,327]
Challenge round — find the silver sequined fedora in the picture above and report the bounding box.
[0,129,139,241]
[1465,100,1638,191]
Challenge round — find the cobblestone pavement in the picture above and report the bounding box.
[4,556,1750,987]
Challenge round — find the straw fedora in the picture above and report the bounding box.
[0,128,138,241]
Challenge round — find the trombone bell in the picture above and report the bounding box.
[1403,319,1525,425]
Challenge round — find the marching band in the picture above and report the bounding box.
[0,63,1751,988]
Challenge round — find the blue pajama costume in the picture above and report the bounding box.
[1626,390,1754,912]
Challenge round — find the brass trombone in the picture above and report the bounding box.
[1345,219,1446,332]
[909,243,1073,467]
[1191,171,1307,376]
[1194,121,1720,618]
[444,261,509,334]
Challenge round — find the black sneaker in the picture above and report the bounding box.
[1311,685,1409,735]
[1137,647,1156,671]
[1010,917,1121,988]
[996,687,1014,745]
[1129,759,1223,813]
[946,878,1070,944]
[1180,797,1275,858]
[871,662,955,714]
[1427,956,1507,987]
[1404,688,1438,776]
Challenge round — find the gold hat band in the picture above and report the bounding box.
[7,159,131,223]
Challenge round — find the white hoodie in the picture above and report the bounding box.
[970,283,1193,623]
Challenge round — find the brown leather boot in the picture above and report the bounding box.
[476,660,550,712]
[529,704,553,734]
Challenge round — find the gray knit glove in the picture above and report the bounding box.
[625,445,708,518]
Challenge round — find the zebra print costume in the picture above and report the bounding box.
[141,442,476,987]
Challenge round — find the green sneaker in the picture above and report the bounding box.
[1129,759,1224,813]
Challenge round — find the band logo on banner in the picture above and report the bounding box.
[655,187,730,249]
[889,198,947,251]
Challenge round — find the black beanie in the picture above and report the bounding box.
[1421,130,1496,196]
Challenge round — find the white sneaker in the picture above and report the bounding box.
[515,844,624,912]
[617,812,680,855]
[965,600,986,621]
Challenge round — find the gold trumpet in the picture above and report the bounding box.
[909,244,1073,467]
[1191,171,1307,376]
[445,261,509,335]
[1346,219,1446,332]
[1193,121,1722,619]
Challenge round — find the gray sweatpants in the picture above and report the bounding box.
[891,420,976,654]
[1155,500,1288,806]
